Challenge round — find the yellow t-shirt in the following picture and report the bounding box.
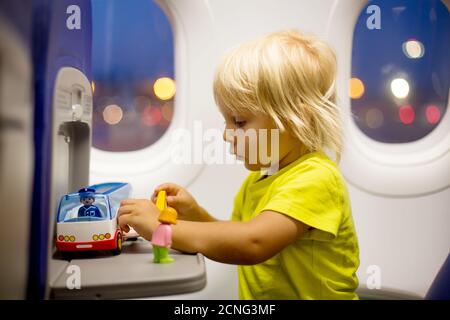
[231,151,360,299]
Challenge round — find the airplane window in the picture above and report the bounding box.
[91,0,174,151]
[351,0,449,143]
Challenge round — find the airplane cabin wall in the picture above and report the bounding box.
[90,0,449,299]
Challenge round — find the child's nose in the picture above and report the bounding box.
[223,129,238,155]
[223,128,234,143]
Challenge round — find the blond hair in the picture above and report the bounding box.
[213,30,343,161]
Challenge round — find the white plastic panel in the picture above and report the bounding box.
[50,67,93,230]
[48,67,93,298]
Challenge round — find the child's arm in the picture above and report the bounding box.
[118,199,309,265]
[186,204,218,223]
[171,211,308,264]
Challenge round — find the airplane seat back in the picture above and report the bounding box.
[29,0,92,299]
[426,254,450,300]
[0,0,34,300]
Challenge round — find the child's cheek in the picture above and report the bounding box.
[232,130,247,157]
[235,139,246,160]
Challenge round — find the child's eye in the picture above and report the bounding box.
[234,119,246,128]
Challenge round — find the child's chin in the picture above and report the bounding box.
[243,161,262,171]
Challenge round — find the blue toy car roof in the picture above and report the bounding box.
[67,182,129,196]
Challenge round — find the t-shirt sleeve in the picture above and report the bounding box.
[260,164,343,241]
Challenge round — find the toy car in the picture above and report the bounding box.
[55,182,132,255]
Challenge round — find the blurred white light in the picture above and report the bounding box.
[390,78,410,99]
[402,40,425,59]
[103,104,123,125]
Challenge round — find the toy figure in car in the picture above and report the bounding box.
[77,187,102,218]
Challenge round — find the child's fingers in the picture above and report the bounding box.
[120,199,136,206]
[154,183,182,195]
[120,224,130,233]
[118,212,134,230]
[118,205,134,216]
[166,195,181,206]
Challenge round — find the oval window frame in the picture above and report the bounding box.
[90,0,216,190]
[325,0,450,196]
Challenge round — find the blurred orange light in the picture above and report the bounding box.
[349,77,365,99]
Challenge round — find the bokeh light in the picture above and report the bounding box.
[103,104,123,125]
[402,39,425,59]
[390,78,410,99]
[349,77,365,99]
[153,77,176,100]
[161,104,173,122]
[398,105,415,125]
[425,105,441,124]
[366,108,384,129]
[141,106,162,126]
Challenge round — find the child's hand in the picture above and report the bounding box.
[118,199,160,241]
[152,183,201,221]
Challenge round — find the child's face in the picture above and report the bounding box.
[220,107,301,171]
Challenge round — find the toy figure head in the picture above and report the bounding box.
[78,188,96,206]
[80,196,95,206]
[158,207,178,225]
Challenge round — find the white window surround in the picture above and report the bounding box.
[325,0,450,197]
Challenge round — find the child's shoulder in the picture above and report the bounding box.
[277,152,344,188]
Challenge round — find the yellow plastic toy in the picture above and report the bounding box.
[155,190,167,211]
[151,190,178,263]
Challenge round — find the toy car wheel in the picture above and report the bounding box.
[111,233,122,255]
